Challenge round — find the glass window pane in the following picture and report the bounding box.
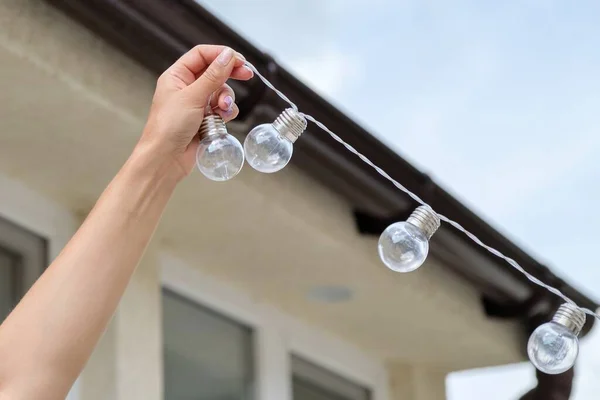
[292,357,370,400]
[0,249,16,321]
[162,289,254,400]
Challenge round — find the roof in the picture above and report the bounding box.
[46,0,597,340]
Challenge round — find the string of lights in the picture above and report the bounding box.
[194,60,599,374]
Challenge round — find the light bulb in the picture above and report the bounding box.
[244,108,307,173]
[528,303,585,375]
[378,205,440,273]
[196,115,244,181]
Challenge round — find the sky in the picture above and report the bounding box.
[197,0,600,398]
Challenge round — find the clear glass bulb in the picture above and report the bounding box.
[244,108,307,174]
[378,206,440,273]
[528,321,579,375]
[378,221,429,273]
[196,133,244,182]
[244,123,293,173]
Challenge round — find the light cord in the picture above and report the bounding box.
[244,61,600,322]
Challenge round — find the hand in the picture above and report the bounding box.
[136,45,253,181]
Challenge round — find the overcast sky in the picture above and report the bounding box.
[198,0,600,397]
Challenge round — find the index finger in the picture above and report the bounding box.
[169,45,246,85]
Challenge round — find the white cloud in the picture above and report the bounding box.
[286,47,365,99]
[447,363,535,400]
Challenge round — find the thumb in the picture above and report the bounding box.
[185,47,237,108]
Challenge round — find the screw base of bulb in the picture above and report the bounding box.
[272,108,307,143]
[552,303,586,336]
[200,114,228,138]
[406,206,440,239]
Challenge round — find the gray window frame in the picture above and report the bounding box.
[292,356,371,400]
[0,216,47,318]
[161,287,256,400]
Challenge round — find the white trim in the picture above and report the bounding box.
[0,173,80,399]
[160,253,389,400]
[0,174,78,261]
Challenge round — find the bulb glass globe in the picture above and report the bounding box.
[378,221,429,273]
[527,322,579,375]
[196,133,244,181]
[244,124,293,173]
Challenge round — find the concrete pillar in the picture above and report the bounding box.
[389,364,450,400]
[79,245,163,400]
[78,320,118,400]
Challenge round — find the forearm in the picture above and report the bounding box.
[0,145,177,398]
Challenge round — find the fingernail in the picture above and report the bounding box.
[243,65,254,76]
[223,95,233,110]
[217,47,234,66]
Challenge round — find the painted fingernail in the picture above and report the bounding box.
[223,95,233,110]
[217,47,234,66]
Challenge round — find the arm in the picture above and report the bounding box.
[0,45,252,400]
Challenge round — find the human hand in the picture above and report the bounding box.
[136,45,253,181]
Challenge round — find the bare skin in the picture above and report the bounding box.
[0,45,252,400]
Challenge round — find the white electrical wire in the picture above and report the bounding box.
[244,61,600,322]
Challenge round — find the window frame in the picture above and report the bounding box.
[0,216,48,309]
[161,286,256,400]
[291,356,371,400]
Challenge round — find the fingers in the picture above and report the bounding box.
[183,47,239,109]
[220,103,239,123]
[210,84,235,110]
[166,45,246,87]
[209,84,239,122]
[230,65,254,81]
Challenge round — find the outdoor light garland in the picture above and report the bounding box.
[196,60,599,374]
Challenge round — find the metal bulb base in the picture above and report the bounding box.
[199,114,228,138]
[406,205,440,239]
[552,303,586,336]
[272,108,307,143]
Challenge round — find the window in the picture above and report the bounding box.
[292,357,370,400]
[162,289,254,400]
[0,249,17,319]
[0,217,47,322]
